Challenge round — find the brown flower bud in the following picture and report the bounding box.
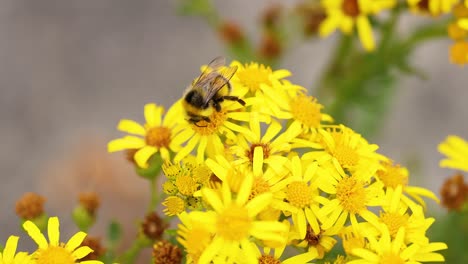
[142,212,168,240]
[218,21,244,44]
[153,240,183,264]
[261,4,282,28]
[79,192,100,216]
[79,236,106,261]
[15,192,46,220]
[259,34,282,60]
[440,173,468,211]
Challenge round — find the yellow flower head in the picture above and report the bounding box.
[23,216,102,264]
[407,0,459,16]
[319,0,397,51]
[0,236,34,264]
[180,174,288,264]
[438,135,468,171]
[349,225,447,263]
[108,103,183,168]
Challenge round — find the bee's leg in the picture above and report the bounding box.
[222,96,246,106]
[188,115,210,126]
[213,99,223,112]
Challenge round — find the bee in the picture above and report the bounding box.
[183,56,245,126]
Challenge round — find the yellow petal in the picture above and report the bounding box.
[3,236,19,261]
[117,119,145,135]
[144,103,163,127]
[48,217,60,246]
[357,16,375,51]
[65,231,87,252]
[23,221,48,249]
[134,145,158,168]
[107,136,145,152]
[72,246,94,259]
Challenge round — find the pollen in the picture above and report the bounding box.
[246,143,271,163]
[336,176,366,214]
[376,161,408,188]
[191,110,228,135]
[162,196,186,216]
[342,0,360,17]
[286,181,312,208]
[290,94,323,129]
[379,212,409,238]
[36,246,75,264]
[145,126,171,148]
[331,144,359,168]
[236,64,273,92]
[216,204,252,241]
[175,175,198,196]
[258,254,281,264]
[380,252,405,264]
[249,177,271,200]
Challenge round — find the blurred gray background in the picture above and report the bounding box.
[1,0,467,255]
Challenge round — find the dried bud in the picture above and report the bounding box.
[15,192,46,220]
[259,34,282,60]
[142,212,168,240]
[153,240,183,264]
[440,173,468,211]
[79,236,106,261]
[296,3,327,36]
[218,21,244,44]
[258,255,280,264]
[79,192,100,216]
[261,4,282,28]
[125,149,138,164]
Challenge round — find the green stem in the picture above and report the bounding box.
[117,234,151,264]
[148,178,159,213]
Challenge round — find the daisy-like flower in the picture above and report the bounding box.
[317,162,384,231]
[230,113,303,176]
[23,216,102,264]
[348,225,447,263]
[107,103,183,168]
[319,0,397,51]
[304,125,385,181]
[273,156,325,239]
[0,236,33,264]
[407,0,459,16]
[179,174,288,264]
[377,186,435,245]
[376,160,439,210]
[438,135,468,171]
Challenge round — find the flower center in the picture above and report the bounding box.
[331,144,359,168]
[380,252,405,264]
[236,64,272,92]
[249,177,271,200]
[162,196,185,216]
[379,212,409,238]
[217,204,252,241]
[290,94,323,129]
[286,181,312,209]
[246,143,271,162]
[376,162,408,188]
[258,254,281,264]
[342,0,360,17]
[336,176,366,214]
[191,110,227,135]
[36,246,75,264]
[145,126,171,148]
[175,175,198,196]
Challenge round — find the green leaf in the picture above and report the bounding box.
[107,220,123,245]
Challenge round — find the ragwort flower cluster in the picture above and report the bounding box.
[108,58,447,263]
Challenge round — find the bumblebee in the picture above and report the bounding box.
[182,56,245,125]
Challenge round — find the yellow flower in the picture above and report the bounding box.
[376,160,439,209]
[273,156,325,239]
[107,103,183,168]
[348,225,447,263]
[438,135,468,171]
[295,224,338,259]
[0,236,33,264]
[23,216,102,264]
[317,164,384,231]
[449,41,468,66]
[230,113,302,176]
[408,0,459,16]
[319,0,397,51]
[180,174,288,264]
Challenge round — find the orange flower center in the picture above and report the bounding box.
[146,126,171,148]
[342,0,360,17]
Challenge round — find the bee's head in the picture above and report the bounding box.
[184,89,207,109]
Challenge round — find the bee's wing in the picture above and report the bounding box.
[202,65,238,106]
[192,56,226,88]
